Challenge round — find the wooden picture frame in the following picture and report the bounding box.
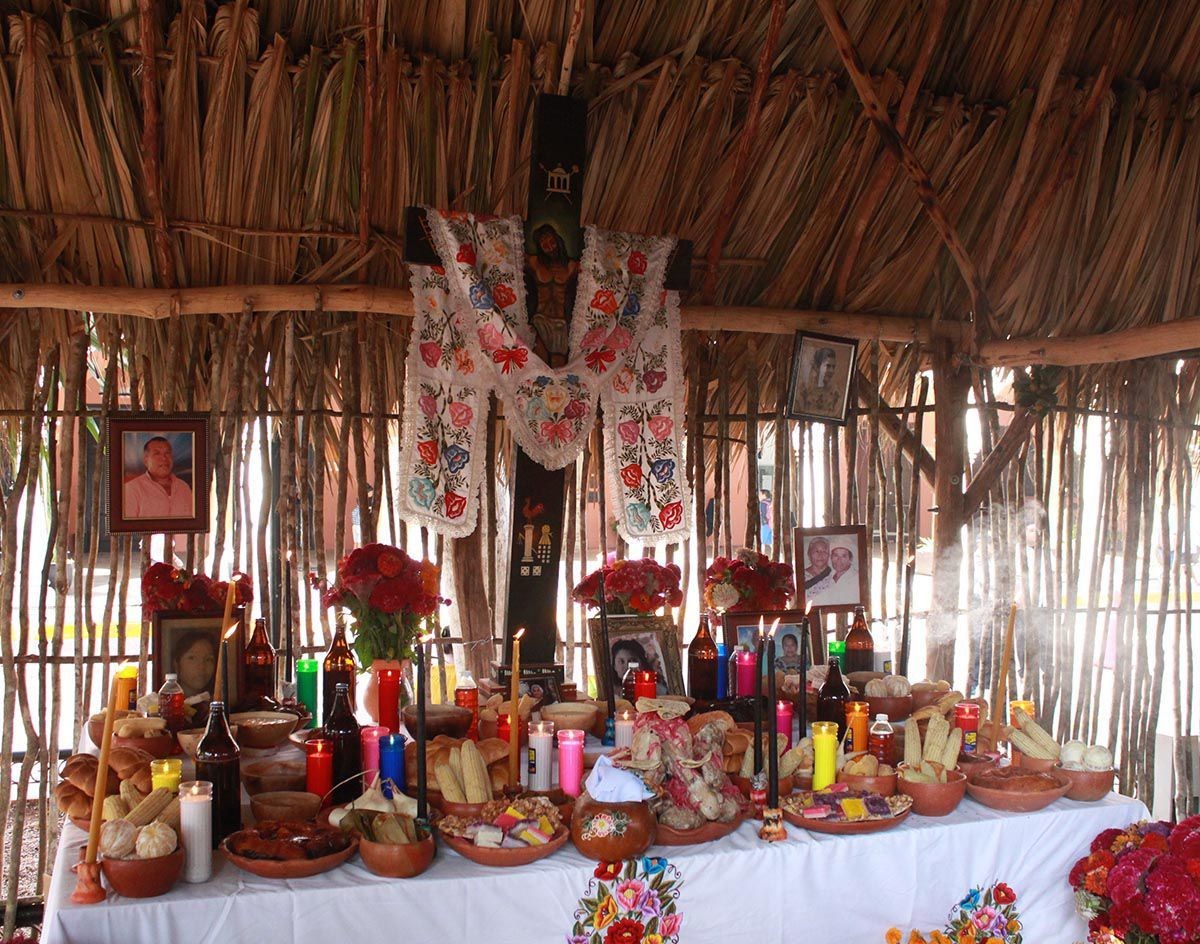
[151,608,245,706]
[720,609,820,679]
[786,331,858,424]
[588,615,685,705]
[106,412,210,534]
[793,524,870,614]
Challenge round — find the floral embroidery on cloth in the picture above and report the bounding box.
[886,881,1022,944]
[401,209,691,545]
[570,857,683,944]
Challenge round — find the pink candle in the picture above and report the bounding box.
[735,648,757,699]
[378,668,401,734]
[360,725,389,788]
[776,699,794,750]
[305,739,333,802]
[557,728,585,797]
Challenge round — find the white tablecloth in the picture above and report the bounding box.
[44,792,1146,944]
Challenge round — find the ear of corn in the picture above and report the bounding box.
[940,728,963,770]
[922,715,949,763]
[126,787,172,826]
[434,762,466,802]
[1009,728,1057,760]
[460,740,491,803]
[904,723,922,768]
[119,780,146,808]
[449,744,464,788]
[156,797,181,831]
[1013,709,1060,758]
[102,795,129,821]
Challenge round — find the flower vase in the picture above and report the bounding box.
[362,659,408,725]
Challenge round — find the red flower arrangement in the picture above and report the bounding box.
[316,543,448,668]
[702,549,794,613]
[141,562,253,617]
[572,558,683,615]
[1070,818,1200,944]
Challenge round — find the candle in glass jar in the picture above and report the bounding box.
[614,710,635,749]
[633,669,657,703]
[845,701,870,753]
[179,781,212,884]
[114,664,139,712]
[812,721,838,790]
[775,700,794,751]
[360,726,388,789]
[716,643,729,699]
[378,734,406,796]
[528,720,555,792]
[557,728,585,797]
[296,659,319,728]
[305,738,334,802]
[150,758,182,794]
[735,648,757,703]
[377,667,401,734]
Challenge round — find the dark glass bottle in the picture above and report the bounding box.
[195,700,241,846]
[845,605,875,674]
[688,615,719,701]
[728,646,742,698]
[326,682,361,803]
[242,617,277,707]
[621,662,640,703]
[816,658,852,742]
[322,622,356,723]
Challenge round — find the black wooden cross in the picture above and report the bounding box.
[404,94,692,685]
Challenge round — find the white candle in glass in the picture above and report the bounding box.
[614,710,635,749]
[179,780,213,883]
[528,720,555,792]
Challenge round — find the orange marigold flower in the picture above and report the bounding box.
[1084,867,1108,896]
[886,930,902,944]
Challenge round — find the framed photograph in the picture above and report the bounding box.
[786,331,858,424]
[588,616,685,704]
[151,608,245,705]
[721,609,820,679]
[107,413,210,534]
[794,524,869,613]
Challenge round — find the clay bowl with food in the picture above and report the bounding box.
[910,688,944,711]
[242,759,307,796]
[837,770,898,797]
[1012,752,1058,773]
[88,710,137,748]
[866,694,913,723]
[428,795,489,818]
[111,732,175,760]
[966,769,1071,813]
[221,831,358,879]
[401,703,473,740]
[538,701,600,733]
[230,711,299,750]
[733,775,794,799]
[177,725,239,759]
[442,825,568,868]
[288,726,323,751]
[359,829,436,878]
[957,753,999,784]
[101,847,184,898]
[249,791,323,823]
[897,766,967,816]
[1057,766,1116,802]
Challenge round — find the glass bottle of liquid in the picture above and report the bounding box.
[195,700,241,846]
[816,657,852,742]
[845,605,875,674]
[687,615,719,701]
[157,673,187,735]
[869,714,895,766]
[621,662,641,703]
[454,669,480,740]
[322,622,356,723]
[242,617,277,707]
[727,646,742,697]
[325,682,361,804]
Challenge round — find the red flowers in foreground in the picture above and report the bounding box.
[141,562,253,617]
[572,558,683,615]
[322,543,443,618]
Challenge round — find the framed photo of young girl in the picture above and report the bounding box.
[794,524,870,613]
[587,616,685,705]
[151,608,245,705]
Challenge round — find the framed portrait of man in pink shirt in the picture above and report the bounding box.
[107,413,210,534]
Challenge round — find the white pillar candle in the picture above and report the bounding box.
[527,720,555,792]
[179,780,213,883]
[614,710,635,750]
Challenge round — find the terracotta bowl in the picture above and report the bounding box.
[838,770,898,797]
[733,775,795,799]
[1058,766,1116,802]
[538,701,600,733]
[111,733,175,760]
[402,704,473,740]
[249,791,323,823]
[88,711,137,748]
[442,825,568,867]
[1013,752,1058,773]
[176,726,239,759]
[230,711,300,750]
[242,759,307,796]
[793,770,814,791]
[288,727,323,750]
[429,795,489,818]
[570,795,656,861]
[911,689,944,711]
[966,771,1071,813]
[359,831,436,878]
[897,767,968,816]
[957,753,999,784]
[221,833,358,878]
[654,816,742,846]
[866,694,914,723]
[101,848,184,898]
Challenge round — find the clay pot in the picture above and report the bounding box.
[101,848,184,898]
[911,688,944,711]
[837,771,898,797]
[249,791,322,823]
[88,711,137,748]
[229,711,299,750]
[897,767,968,816]
[402,703,473,740]
[111,733,175,760]
[570,792,656,861]
[865,694,914,722]
[957,753,999,784]
[359,831,436,878]
[177,726,239,760]
[1012,752,1057,773]
[242,759,306,796]
[1058,765,1115,802]
[733,775,794,799]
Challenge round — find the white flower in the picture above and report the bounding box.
[710,583,740,611]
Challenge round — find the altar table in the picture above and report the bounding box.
[44,792,1146,944]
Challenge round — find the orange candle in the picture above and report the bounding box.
[507,629,524,790]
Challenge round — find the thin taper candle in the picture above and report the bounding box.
[214,576,239,702]
[753,617,765,775]
[416,635,430,820]
[508,628,525,789]
[596,571,614,725]
[766,619,780,807]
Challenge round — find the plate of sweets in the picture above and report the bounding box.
[436,796,569,867]
[781,784,913,835]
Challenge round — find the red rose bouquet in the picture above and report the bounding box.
[572,558,683,615]
[141,561,253,617]
[317,543,447,668]
[1070,818,1200,943]
[703,549,794,613]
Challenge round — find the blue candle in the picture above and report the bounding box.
[716,644,728,699]
[379,733,407,799]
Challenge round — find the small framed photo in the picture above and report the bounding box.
[151,609,245,705]
[721,609,819,678]
[794,524,869,613]
[107,413,210,534]
[589,617,685,704]
[786,331,858,424]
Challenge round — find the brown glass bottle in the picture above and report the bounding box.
[816,657,852,741]
[688,615,719,701]
[195,700,241,846]
[326,682,361,803]
[322,622,356,723]
[242,617,277,707]
[845,605,875,674]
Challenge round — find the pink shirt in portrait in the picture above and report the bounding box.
[123,472,194,519]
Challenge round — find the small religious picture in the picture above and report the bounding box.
[794,525,870,613]
[786,332,857,424]
[107,413,210,534]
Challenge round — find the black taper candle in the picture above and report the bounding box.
[798,616,809,738]
[416,636,428,820]
[753,626,764,775]
[767,629,779,807]
[597,569,615,725]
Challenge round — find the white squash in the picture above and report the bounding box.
[1060,740,1087,770]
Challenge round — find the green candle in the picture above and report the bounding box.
[297,659,319,728]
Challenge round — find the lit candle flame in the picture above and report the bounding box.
[757,616,765,640]
[804,600,813,615]
[514,627,526,642]
[768,617,780,638]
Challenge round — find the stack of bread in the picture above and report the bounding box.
[53,749,154,821]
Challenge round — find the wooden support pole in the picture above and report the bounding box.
[962,405,1038,517]
[856,380,936,485]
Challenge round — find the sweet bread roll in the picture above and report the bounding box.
[53,781,93,819]
[60,755,119,797]
[108,745,155,782]
[475,738,508,766]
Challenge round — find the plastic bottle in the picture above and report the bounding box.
[621,662,641,703]
[158,673,187,734]
[454,669,480,740]
[869,713,895,766]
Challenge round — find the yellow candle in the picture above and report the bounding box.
[150,758,183,794]
[507,628,524,789]
[813,720,838,790]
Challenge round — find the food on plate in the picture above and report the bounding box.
[225,821,353,861]
[1007,708,1060,761]
[327,774,418,828]
[438,796,563,848]
[432,740,493,804]
[114,717,169,739]
[864,675,912,698]
[782,786,911,823]
[973,767,1065,793]
[841,752,894,778]
[337,809,425,844]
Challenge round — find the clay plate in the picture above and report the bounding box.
[654,816,743,846]
[966,772,1071,813]
[440,825,569,867]
[230,711,300,750]
[220,832,359,878]
[782,806,910,835]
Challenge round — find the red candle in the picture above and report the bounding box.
[378,668,401,734]
[633,669,657,703]
[305,738,333,803]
